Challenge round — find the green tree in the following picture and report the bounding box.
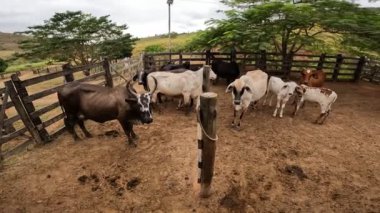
[188,0,380,68]
[0,58,8,73]
[19,11,136,65]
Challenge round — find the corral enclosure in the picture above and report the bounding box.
[0,51,379,212]
[0,81,379,212]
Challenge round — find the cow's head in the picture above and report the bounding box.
[125,80,156,124]
[300,69,313,85]
[295,84,307,96]
[282,82,298,97]
[226,79,251,108]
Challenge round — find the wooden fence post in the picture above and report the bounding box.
[317,53,326,70]
[197,92,218,198]
[205,49,211,65]
[230,47,237,63]
[103,58,113,88]
[354,56,366,82]
[62,63,74,83]
[259,50,267,71]
[4,81,44,144]
[11,75,51,142]
[179,52,183,64]
[283,52,294,80]
[202,65,211,92]
[0,88,9,161]
[333,54,343,81]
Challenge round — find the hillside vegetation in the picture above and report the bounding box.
[132,32,197,56]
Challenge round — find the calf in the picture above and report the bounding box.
[293,84,337,124]
[226,69,268,128]
[263,76,298,118]
[211,59,240,84]
[57,80,156,146]
[300,69,326,87]
[160,61,191,71]
[147,67,217,111]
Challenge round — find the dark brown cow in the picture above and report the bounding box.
[57,81,155,146]
[300,69,326,87]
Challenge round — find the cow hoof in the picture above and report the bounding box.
[128,142,137,148]
[279,115,283,118]
[272,114,276,117]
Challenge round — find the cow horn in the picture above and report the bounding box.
[127,80,138,97]
[149,76,158,95]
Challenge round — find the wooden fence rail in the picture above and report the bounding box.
[0,57,141,160]
[144,51,371,82]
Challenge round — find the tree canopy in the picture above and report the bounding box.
[186,0,380,58]
[0,58,8,73]
[18,11,137,65]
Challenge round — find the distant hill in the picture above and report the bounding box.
[0,32,27,59]
[132,32,197,56]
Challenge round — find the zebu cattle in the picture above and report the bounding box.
[226,70,268,128]
[146,67,217,111]
[57,81,156,146]
[293,84,338,124]
[263,76,298,118]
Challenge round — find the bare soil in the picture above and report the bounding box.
[1,82,379,212]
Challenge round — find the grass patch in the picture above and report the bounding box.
[5,60,51,73]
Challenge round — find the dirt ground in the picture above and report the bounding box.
[0,82,379,212]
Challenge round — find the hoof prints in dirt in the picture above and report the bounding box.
[220,187,246,212]
[78,174,140,196]
[127,177,141,190]
[284,165,308,180]
[99,130,120,138]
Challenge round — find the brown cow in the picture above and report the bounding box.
[57,80,156,146]
[300,69,326,87]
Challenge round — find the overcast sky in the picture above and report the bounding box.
[0,0,379,38]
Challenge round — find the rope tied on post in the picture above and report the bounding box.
[196,106,218,142]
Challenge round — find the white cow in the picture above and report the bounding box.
[226,69,268,128]
[293,84,338,124]
[146,67,217,110]
[263,76,298,118]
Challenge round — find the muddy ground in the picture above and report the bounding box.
[0,82,379,212]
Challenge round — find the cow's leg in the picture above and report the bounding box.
[273,98,281,117]
[263,91,269,106]
[119,120,136,147]
[64,117,80,141]
[268,93,273,107]
[77,119,92,138]
[231,109,237,126]
[292,99,303,117]
[236,108,247,128]
[279,99,288,118]
[319,110,330,124]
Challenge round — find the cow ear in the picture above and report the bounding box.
[226,84,234,93]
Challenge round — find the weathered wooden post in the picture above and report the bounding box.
[230,47,237,63]
[0,88,9,161]
[179,52,183,64]
[205,49,211,65]
[317,53,326,70]
[197,92,218,198]
[202,65,211,92]
[354,56,366,82]
[332,54,343,81]
[4,81,44,145]
[259,50,267,71]
[10,75,51,142]
[103,58,113,88]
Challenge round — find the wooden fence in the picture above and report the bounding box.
[0,58,140,160]
[144,50,368,82]
[361,59,380,84]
